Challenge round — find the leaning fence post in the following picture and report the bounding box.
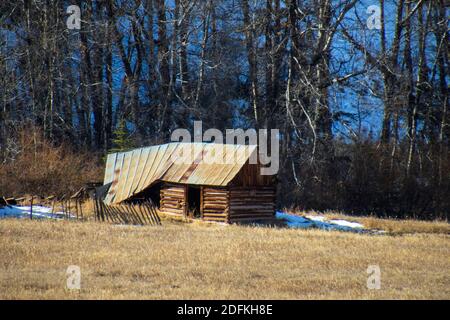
[51,199,55,218]
[30,196,33,220]
[80,201,84,220]
[60,195,66,219]
[93,192,98,221]
[75,198,79,219]
[100,200,105,222]
[93,198,97,221]
[67,198,70,220]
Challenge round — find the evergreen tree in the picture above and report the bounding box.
[109,119,134,154]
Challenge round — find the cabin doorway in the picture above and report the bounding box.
[187,186,201,218]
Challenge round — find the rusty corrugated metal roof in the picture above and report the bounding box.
[103,143,257,204]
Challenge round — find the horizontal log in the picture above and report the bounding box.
[203,188,228,192]
[229,216,274,222]
[230,188,275,191]
[203,195,228,198]
[161,205,185,209]
[202,213,227,217]
[160,198,184,203]
[203,196,228,201]
[229,211,274,215]
[230,190,275,194]
[162,206,183,211]
[202,208,226,213]
[161,208,184,215]
[229,205,274,209]
[160,202,184,207]
[228,188,275,193]
[230,197,275,200]
[161,199,184,204]
[230,202,274,206]
[203,207,228,212]
[161,187,185,192]
[230,205,274,210]
[229,186,275,190]
[203,203,227,208]
[161,190,185,195]
[161,195,184,199]
[229,210,275,215]
[230,190,275,193]
[202,217,228,222]
[230,215,274,219]
[203,210,228,214]
[160,194,185,198]
[229,211,274,216]
[230,213,274,217]
[203,201,228,205]
[229,194,275,197]
[203,194,228,199]
[161,193,185,198]
[230,195,275,199]
[229,201,274,205]
[161,196,184,200]
[203,201,228,206]
[203,209,227,214]
[161,204,184,209]
[161,204,185,210]
[161,197,184,201]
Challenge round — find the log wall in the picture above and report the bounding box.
[231,163,276,187]
[159,183,276,223]
[160,183,186,216]
[201,187,229,223]
[228,186,276,222]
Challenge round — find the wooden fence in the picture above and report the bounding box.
[93,199,161,225]
[4,195,84,220]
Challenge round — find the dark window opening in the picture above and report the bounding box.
[187,186,201,218]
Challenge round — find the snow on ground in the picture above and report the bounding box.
[326,219,364,229]
[276,211,365,232]
[276,212,315,228]
[305,215,326,222]
[0,205,71,220]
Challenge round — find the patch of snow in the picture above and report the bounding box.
[276,211,365,233]
[305,215,326,222]
[328,219,363,229]
[0,205,71,220]
[276,212,315,228]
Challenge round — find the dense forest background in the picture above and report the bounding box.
[0,0,448,219]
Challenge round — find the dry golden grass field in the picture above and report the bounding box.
[0,214,449,299]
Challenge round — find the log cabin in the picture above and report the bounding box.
[103,143,277,223]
